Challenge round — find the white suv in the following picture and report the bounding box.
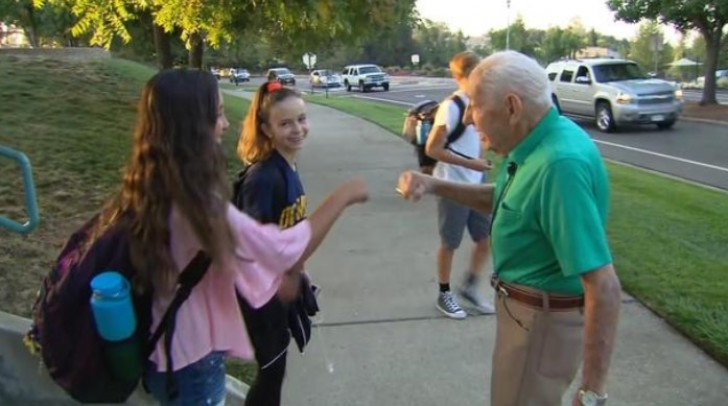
[342,64,389,92]
[546,58,683,132]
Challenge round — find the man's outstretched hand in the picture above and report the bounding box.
[397,171,432,202]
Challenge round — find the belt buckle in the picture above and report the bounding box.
[490,274,509,297]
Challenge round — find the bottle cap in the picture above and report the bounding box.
[90,271,126,297]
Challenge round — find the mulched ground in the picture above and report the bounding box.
[682,102,728,123]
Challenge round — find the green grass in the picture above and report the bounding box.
[305,93,409,137]
[304,95,728,367]
[0,55,256,384]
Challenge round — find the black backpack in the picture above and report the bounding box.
[405,95,469,160]
[24,215,211,403]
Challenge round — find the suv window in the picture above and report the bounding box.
[343,68,349,75]
[592,63,648,82]
[560,69,574,83]
[576,66,589,78]
[548,72,558,81]
[359,66,381,74]
[273,68,291,75]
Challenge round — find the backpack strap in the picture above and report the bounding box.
[144,250,212,399]
[445,95,467,147]
[444,95,475,160]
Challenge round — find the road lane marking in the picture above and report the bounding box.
[594,139,728,173]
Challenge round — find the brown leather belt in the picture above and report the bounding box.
[491,275,584,310]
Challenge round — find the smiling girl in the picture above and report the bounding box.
[233,81,318,405]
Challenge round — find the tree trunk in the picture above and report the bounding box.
[153,24,174,70]
[188,32,204,69]
[23,3,39,47]
[700,28,722,105]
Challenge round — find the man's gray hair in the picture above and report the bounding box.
[470,51,552,114]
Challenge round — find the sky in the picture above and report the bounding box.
[416,0,686,45]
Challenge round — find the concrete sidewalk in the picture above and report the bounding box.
[219,91,728,405]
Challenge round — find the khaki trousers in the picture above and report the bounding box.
[491,287,584,406]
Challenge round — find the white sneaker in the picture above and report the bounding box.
[459,283,495,314]
[436,291,467,319]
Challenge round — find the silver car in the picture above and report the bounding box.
[309,69,342,88]
[547,59,684,132]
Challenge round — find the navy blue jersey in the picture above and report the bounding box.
[232,150,316,365]
[234,150,307,228]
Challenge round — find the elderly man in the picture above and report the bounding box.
[397,51,621,406]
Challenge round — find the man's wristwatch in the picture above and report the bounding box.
[578,389,608,406]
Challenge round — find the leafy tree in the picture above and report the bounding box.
[489,16,533,55]
[627,20,674,75]
[607,0,728,104]
[0,0,81,47]
[413,19,469,67]
[38,0,417,70]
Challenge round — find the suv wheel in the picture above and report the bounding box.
[657,120,675,130]
[345,81,351,92]
[596,102,616,133]
[359,82,366,92]
[383,83,389,91]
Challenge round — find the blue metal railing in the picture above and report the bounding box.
[0,145,40,235]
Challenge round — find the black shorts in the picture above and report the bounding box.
[239,295,290,366]
[415,144,437,168]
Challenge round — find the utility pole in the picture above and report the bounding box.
[506,0,512,50]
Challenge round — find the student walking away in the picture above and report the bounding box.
[232,80,315,406]
[25,69,369,406]
[424,51,495,319]
[396,51,621,406]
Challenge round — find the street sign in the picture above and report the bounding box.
[303,52,317,69]
[411,54,420,65]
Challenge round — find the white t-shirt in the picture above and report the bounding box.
[432,91,483,184]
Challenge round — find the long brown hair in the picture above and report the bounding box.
[91,69,233,292]
[238,82,301,165]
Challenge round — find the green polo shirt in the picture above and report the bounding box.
[491,107,612,295]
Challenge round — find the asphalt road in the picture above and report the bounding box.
[346,86,728,191]
[232,76,728,190]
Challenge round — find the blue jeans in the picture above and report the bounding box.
[144,351,226,406]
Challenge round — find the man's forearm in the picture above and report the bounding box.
[580,265,621,394]
[430,178,494,214]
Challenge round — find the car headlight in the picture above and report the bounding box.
[674,89,683,101]
[615,92,633,104]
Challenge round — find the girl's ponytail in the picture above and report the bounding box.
[237,81,299,165]
[238,82,270,164]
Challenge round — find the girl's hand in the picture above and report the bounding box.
[337,177,369,206]
[277,271,302,303]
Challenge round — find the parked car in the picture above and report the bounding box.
[546,58,684,132]
[309,69,342,88]
[266,67,296,85]
[342,64,389,92]
[229,68,250,84]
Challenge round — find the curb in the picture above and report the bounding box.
[680,116,728,126]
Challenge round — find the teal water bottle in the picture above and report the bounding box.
[90,271,142,381]
[416,121,432,146]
